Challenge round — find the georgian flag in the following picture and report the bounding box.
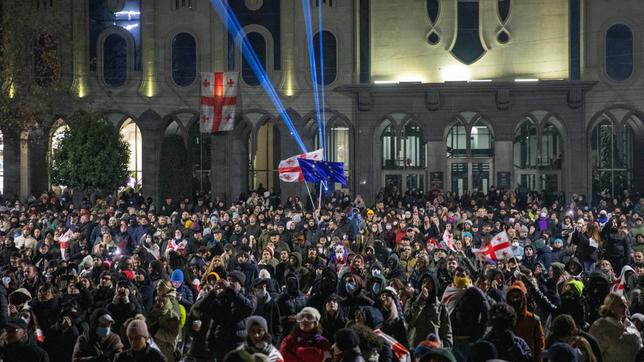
[440,229,456,252]
[472,230,513,261]
[200,72,238,133]
[278,149,324,182]
[611,265,635,296]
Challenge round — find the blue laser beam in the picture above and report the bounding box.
[300,0,323,154]
[317,2,327,158]
[209,0,307,153]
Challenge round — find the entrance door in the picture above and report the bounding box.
[515,171,560,194]
[448,159,493,194]
[383,171,426,194]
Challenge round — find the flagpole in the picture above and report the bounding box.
[303,181,320,224]
[317,181,323,223]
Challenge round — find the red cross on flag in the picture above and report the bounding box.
[200,72,238,133]
[440,229,456,252]
[473,231,513,261]
[278,149,324,182]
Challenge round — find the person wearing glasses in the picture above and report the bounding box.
[279,307,331,362]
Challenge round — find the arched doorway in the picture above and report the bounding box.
[249,120,280,193]
[120,118,142,189]
[48,119,70,190]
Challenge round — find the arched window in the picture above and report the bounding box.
[446,122,467,157]
[401,121,426,168]
[540,122,562,169]
[104,33,128,87]
[164,121,183,137]
[172,33,197,86]
[314,31,337,85]
[381,121,397,169]
[48,120,70,187]
[242,32,266,86]
[513,120,538,169]
[591,119,633,197]
[120,118,142,188]
[606,24,634,81]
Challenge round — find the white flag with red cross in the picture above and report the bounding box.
[200,72,238,133]
[278,149,324,182]
[473,230,513,261]
[440,229,456,252]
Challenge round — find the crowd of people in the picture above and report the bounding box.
[0,185,643,362]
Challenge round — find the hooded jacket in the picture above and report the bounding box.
[339,274,374,319]
[308,267,339,313]
[405,271,452,348]
[72,308,124,362]
[506,282,544,362]
[384,253,406,282]
[277,272,307,333]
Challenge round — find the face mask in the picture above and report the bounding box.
[255,287,267,299]
[453,276,471,289]
[512,241,519,247]
[345,282,356,294]
[385,225,392,231]
[96,327,111,338]
[372,269,381,276]
[371,284,381,294]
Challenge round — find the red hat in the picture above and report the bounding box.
[122,270,134,281]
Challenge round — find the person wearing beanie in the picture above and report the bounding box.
[279,306,331,362]
[332,328,364,362]
[252,278,283,344]
[320,294,347,344]
[378,287,409,349]
[235,316,284,362]
[170,268,194,310]
[506,281,545,362]
[114,319,166,362]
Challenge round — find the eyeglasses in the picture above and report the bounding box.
[296,314,317,323]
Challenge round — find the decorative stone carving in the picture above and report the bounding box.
[425,90,440,111]
[568,88,582,108]
[496,89,511,110]
[358,90,372,111]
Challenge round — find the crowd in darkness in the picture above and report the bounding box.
[0,185,643,362]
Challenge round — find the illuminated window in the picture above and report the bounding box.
[540,122,562,169]
[90,0,141,71]
[513,120,538,169]
[120,118,142,188]
[103,34,127,87]
[381,121,397,169]
[470,120,494,157]
[172,33,197,87]
[592,118,633,197]
[606,24,633,81]
[250,121,279,192]
[242,32,266,86]
[446,122,467,157]
[48,120,69,187]
[314,31,337,86]
[401,122,426,168]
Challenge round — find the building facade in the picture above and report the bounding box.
[1,0,643,204]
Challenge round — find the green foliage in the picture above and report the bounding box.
[50,113,129,193]
[159,134,192,201]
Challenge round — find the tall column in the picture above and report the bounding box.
[70,0,89,98]
[19,131,30,200]
[280,1,297,96]
[138,0,157,97]
[494,140,513,188]
[427,140,446,190]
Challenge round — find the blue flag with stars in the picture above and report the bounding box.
[296,158,347,187]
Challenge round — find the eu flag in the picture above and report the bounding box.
[297,158,347,187]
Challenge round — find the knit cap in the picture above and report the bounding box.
[126,319,149,339]
[245,316,268,334]
[551,262,566,279]
[567,279,584,297]
[171,269,184,283]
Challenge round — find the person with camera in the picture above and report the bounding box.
[108,280,141,337]
[199,271,256,362]
[570,218,599,273]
